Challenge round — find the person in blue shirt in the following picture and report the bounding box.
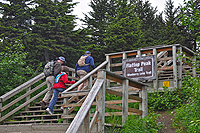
[75,51,95,91]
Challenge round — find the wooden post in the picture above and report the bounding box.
[88,75,92,90]
[97,70,105,133]
[0,102,2,117]
[63,97,68,123]
[106,55,110,88]
[137,50,141,57]
[122,79,129,125]
[82,111,90,133]
[142,86,148,118]
[25,86,31,111]
[173,45,178,88]
[192,56,196,77]
[153,48,158,91]
[178,46,183,88]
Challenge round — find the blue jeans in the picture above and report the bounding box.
[48,88,65,112]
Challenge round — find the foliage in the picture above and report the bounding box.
[172,75,200,132]
[0,41,34,96]
[148,86,189,111]
[180,0,200,45]
[121,113,163,133]
[104,0,143,53]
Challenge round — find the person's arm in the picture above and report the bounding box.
[54,62,61,77]
[90,57,95,68]
[62,74,75,84]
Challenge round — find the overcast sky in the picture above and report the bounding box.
[0,0,186,27]
[72,0,186,27]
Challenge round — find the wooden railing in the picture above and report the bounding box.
[0,67,76,123]
[62,61,148,132]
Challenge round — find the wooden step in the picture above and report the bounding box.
[4,118,63,124]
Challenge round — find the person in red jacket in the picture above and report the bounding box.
[46,66,75,115]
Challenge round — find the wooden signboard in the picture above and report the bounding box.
[122,56,156,80]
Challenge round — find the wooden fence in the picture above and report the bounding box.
[105,44,196,92]
[61,61,148,132]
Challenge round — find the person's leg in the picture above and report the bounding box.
[43,76,55,103]
[83,79,88,88]
[48,89,59,112]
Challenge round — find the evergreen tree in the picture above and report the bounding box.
[104,0,143,52]
[180,0,200,50]
[0,0,32,46]
[28,0,77,66]
[161,0,193,47]
[81,0,113,64]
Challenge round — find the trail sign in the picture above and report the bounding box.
[122,55,156,80]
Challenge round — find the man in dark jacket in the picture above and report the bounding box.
[75,51,95,91]
[40,56,65,108]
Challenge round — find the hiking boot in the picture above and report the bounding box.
[40,101,46,109]
[46,108,53,115]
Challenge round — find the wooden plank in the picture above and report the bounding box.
[107,86,141,92]
[90,111,98,133]
[61,90,89,98]
[110,54,123,59]
[105,103,142,115]
[141,50,153,54]
[0,82,46,112]
[158,66,173,71]
[157,57,173,61]
[63,99,139,108]
[104,112,139,116]
[65,79,104,133]
[110,63,122,67]
[127,52,137,56]
[0,88,48,122]
[106,89,142,102]
[157,47,172,52]
[113,71,123,75]
[0,73,45,102]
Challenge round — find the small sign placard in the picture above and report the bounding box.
[122,55,156,80]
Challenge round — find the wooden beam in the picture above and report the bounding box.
[157,57,173,61]
[110,54,123,59]
[158,66,173,71]
[110,63,122,67]
[105,103,142,115]
[157,47,172,52]
[106,89,142,102]
[127,52,137,56]
[141,50,153,54]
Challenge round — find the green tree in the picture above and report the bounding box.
[27,0,77,66]
[0,0,32,47]
[104,0,143,52]
[180,0,200,50]
[0,41,34,96]
[81,0,112,64]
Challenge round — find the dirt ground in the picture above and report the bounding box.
[157,111,177,133]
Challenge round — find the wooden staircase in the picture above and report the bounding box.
[0,60,148,133]
[4,97,64,124]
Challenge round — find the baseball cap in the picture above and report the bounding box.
[85,51,91,54]
[58,56,65,62]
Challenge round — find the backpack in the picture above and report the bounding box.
[78,55,90,67]
[43,60,55,77]
[55,72,66,83]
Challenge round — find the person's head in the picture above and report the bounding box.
[58,56,65,64]
[85,51,91,56]
[61,66,69,74]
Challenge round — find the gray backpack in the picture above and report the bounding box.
[43,60,55,77]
